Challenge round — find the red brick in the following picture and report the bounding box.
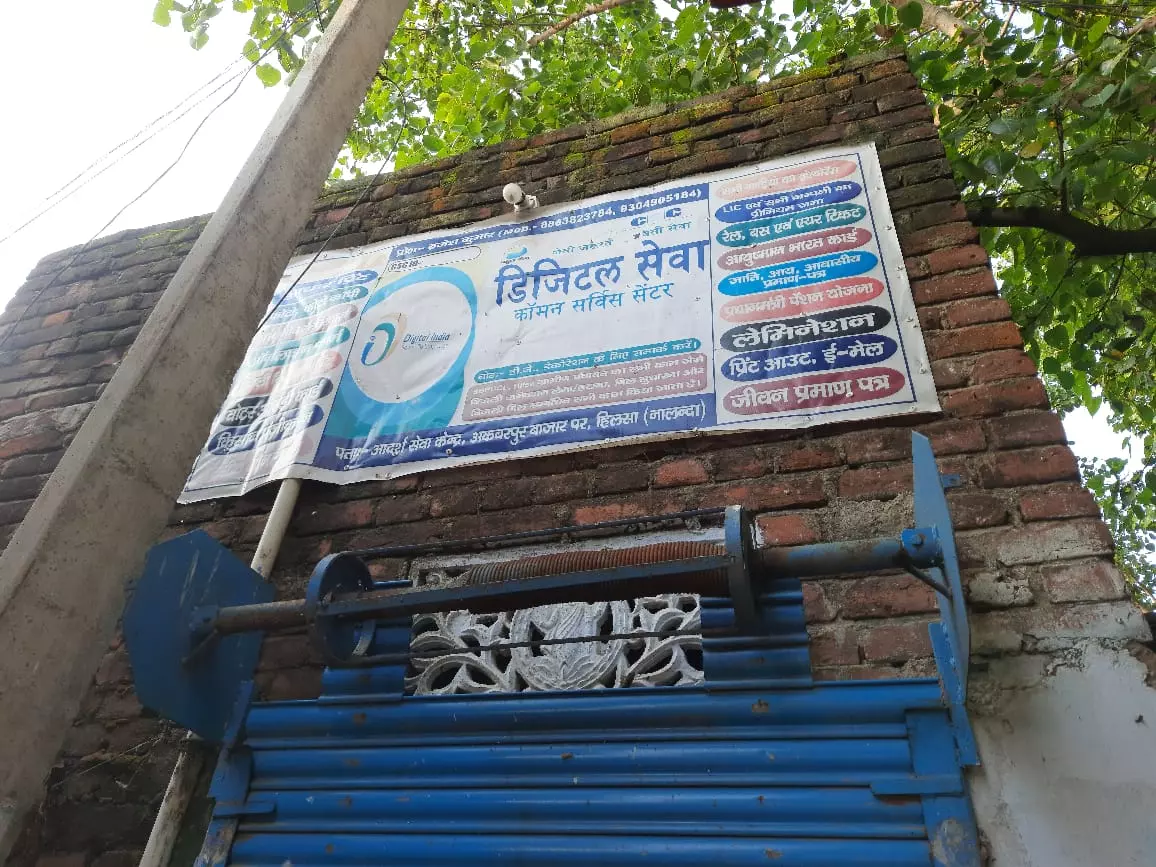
[840,429,910,464]
[895,200,967,234]
[41,310,73,328]
[877,89,927,112]
[654,457,710,488]
[860,621,933,662]
[853,73,919,102]
[838,464,912,499]
[1019,484,1101,521]
[295,499,374,535]
[198,518,241,546]
[0,397,25,420]
[378,493,432,523]
[810,626,860,665]
[946,492,1009,529]
[941,378,1049,418]
[862,58,910,81]
[917,419,986,454]
[0,429,63,459]
[591,462,650,495]
[710,476,828,511]
[979,445,1079,488]
[803,582,836,622]
[899,222,979,257]
[756,513,820,546]
[923,244,990,275]
[423,459,522,488]
[958,519,1113,567]
[911,268,997,304]
[931,357,972,389]
[775,442,841,471]
[317,206,352,225]
[480,477,539,511]
[927,321,1022,359]
[841,575,938,619]
[883,120,940,149]
[940,297,1014,329]
[971,349,1038,383]
[573,501,648,524]
[986,412,1066,449]
[1042,558,1126,603]
[713,446,767,481]
[830,102,876,124]
[531,472,590,504]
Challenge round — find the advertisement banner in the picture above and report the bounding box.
[180,143,938,503]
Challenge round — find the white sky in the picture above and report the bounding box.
[0,3,283,302]
[0,1,1139,475]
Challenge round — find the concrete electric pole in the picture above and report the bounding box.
[0,0,410,854]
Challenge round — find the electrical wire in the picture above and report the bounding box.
[0,59,250,248]
[0,11,321,355]
[0,59,250,247]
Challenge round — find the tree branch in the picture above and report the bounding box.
[528,0,643,48]
[888,0,985,42]
[1127,13,1156,37]
[967,205,1156,257]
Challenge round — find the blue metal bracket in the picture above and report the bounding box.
[912,433,969,697]
[907,709,983,866]
[195,731,257,867]
[124,531,274,743]
[911,432,976,768]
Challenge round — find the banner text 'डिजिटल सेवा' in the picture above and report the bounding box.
[179,143,939,502]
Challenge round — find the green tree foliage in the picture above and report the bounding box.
[156,0,1156,602]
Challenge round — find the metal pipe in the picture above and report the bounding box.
[200,529,945,638]
[250,478,303,578]
[214,597,309,633]
[755,538,910,577]
[136,735,206,867]
[139,478,304,867]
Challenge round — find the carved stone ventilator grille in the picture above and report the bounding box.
[399,529,719,695]
[405,595,704,695]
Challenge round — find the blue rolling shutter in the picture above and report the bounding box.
[195,574,981,867]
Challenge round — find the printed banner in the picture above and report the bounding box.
[180,143,938,502]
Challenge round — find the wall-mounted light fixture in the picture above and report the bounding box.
[502,182,539,213]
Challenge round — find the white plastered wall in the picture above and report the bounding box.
[968,630,1156,867]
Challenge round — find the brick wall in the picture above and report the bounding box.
[2,49,1145,867]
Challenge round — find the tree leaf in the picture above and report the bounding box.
[255,63,281,87]
[1044,325,1070,349]
[897,2,924,29]
[1083,82,1117,107]
[152,0,172,26]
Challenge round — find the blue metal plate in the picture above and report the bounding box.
[124,530,274,742]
